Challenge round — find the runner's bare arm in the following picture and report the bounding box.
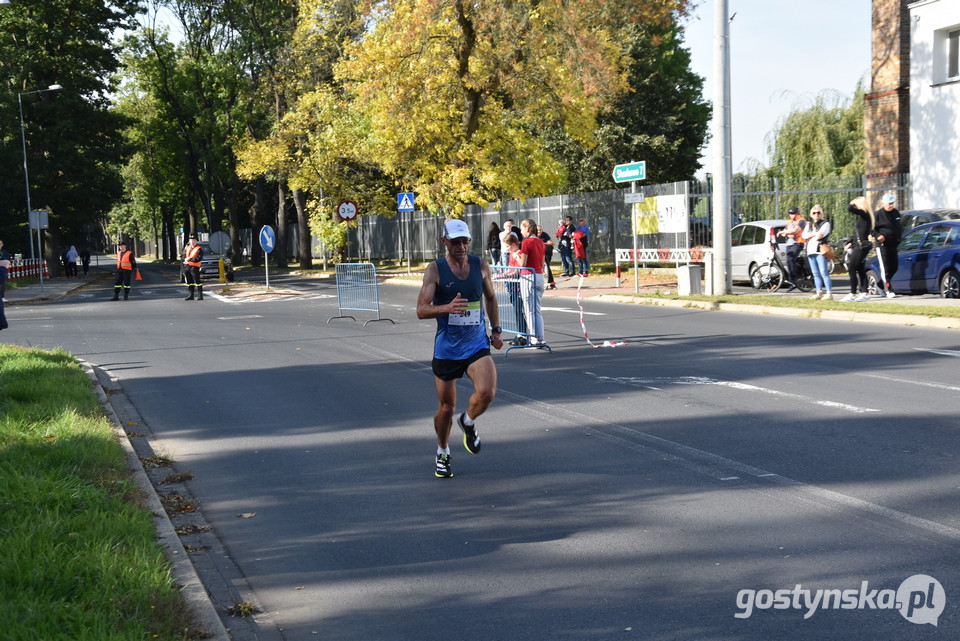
[416,262,468,319]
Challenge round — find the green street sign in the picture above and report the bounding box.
[612,161,646,183]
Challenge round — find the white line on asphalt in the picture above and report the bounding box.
[914,347,960,358]
[586,374,879,414]
[542,306,605,316]
[860,372,960,393]
[217,315,264,320]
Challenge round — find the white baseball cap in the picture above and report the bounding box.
[882,194,896,204]
[443,219,471,240]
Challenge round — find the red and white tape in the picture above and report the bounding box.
[575,275,627,348]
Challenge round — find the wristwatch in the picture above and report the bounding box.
[491,326,502,334]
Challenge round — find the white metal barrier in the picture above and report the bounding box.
[614,247,707,265]
[327,262,395,325]
[615,248,712,294]
[489,265,551,354]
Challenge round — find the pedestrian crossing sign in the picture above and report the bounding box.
[397,192,415,212]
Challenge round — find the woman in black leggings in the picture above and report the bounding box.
[842,196,875,302]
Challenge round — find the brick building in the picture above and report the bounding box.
[865,0,911,199]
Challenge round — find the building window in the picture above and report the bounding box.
[950,29,959,79]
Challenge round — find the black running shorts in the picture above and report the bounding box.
[432,348,491,381]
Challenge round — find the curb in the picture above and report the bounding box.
[80,360,230,641]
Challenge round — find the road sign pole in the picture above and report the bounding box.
[631,181,639,294]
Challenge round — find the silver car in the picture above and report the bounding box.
[730,220,788,282]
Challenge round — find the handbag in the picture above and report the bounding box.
[819,243,836,261]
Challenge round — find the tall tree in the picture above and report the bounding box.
[544,22,711,192]
[336,0,691,213]
[764,82,865,180]
[0,0,141,269]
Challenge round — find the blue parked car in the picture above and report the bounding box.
[866,220,960,298]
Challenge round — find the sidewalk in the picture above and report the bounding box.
[4,269,110,305]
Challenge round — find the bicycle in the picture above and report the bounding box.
[750,243,814,292]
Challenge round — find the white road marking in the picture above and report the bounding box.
[586,373,879,414]
[914,347,960,358]
[861,372,960,393]
[542,306,605,316]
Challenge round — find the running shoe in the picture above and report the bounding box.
[855,293,870,302]
[885,291,896,299]
[839,293,856,302]
[458,412,482,454]
[435,453,453,478]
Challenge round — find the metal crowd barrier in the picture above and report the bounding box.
[327,262,395,326]
[489,265,551,354]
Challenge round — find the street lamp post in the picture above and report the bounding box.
[18,84,62,284]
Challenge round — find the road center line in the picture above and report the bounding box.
[585,373,879,414]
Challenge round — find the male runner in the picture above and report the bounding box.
[416,219,504,478]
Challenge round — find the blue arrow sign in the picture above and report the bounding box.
[259,225,276,253]
[397,192,415,212]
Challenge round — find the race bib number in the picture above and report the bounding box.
[449,300,482,326]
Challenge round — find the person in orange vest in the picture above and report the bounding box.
[183,235,204,300]
[111,240,137,301]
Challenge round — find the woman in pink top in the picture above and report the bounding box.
[517,219,546,345]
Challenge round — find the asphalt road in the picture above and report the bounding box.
[3,263,960,640]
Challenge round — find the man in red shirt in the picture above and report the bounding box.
[517,219,546,346]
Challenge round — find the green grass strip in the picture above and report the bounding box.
[0,345,198,640]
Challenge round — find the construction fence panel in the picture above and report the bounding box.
[328,262,394,326]
[489,265,551,353]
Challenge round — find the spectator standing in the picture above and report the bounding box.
[841,197,875,302]
[0,239,11,303]
[502,232,527,343]
[576,218,590,274]
[872,194,902,298]
[536,224,556,289]
[486,222,501,265]
[556,216,577,277]
[111,241,136,301]
[498,219,515,267]
[517,219,546,346]
[802,205,833,300]
[777,207,807,291]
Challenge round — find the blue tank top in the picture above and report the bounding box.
[433,256,489,360]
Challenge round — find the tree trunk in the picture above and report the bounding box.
[276,181,288,268]
[251,176,266,268]
[292,188,311,269]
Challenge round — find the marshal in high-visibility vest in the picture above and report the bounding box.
[182,235,205,300]
[112,240,137,301]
